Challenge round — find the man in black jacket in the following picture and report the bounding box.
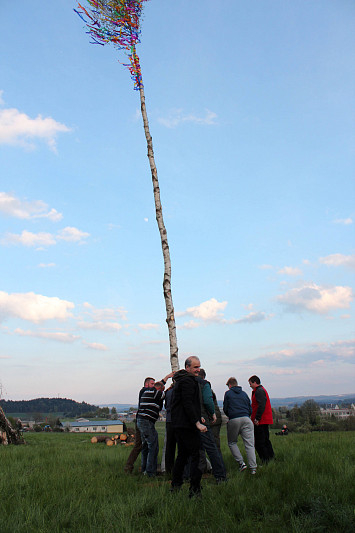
[171,356,207,497]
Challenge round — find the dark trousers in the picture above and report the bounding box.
[165,422,177,474]
[172,427,202,493]
[200,427,226,480]
[254,424,275,463]
[124,420,142,472]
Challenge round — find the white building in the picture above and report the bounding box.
[67,420,124,433]
[320,404,355,419]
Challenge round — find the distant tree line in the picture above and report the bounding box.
[0,398,99,418]
[273,399,355,433]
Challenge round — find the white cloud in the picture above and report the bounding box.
[0,291,74,323]
[0,192,63,221]
[0,107,70,151]
[158,108,217,128]
[333,218,353,225]
[319,253,355,270]
[57,227,89,243]
[1,227,89,247]
[14,328,80,343]
[259,264,273,270]
[38,263,56,268]
[177,298,270,327]
[178,298,227,321]
[270,368,303,376]
[82,303,127,322]
[83,342,108,351]
[77,321,123,332]
[2,230,56,247]
[278,282,353,314]
[138,323,160,330]
[222,311,270,325]
[278,266,302,276]
[178,320,201,330]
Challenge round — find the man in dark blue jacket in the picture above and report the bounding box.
[223,377,257,474]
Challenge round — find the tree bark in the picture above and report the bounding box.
[139,84,179,372]
[0,406,24,445]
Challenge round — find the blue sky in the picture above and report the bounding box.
[1,0,354,405]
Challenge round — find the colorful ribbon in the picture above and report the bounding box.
[75,1,149,90]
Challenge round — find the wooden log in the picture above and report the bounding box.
[120,433,127,441]
[105,438,114,446]
[0,406,24,445]
[91,435,109,444]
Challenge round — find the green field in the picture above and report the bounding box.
[1,424,354,532]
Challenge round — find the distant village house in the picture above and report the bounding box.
[320,404,355,419]
[66,419,124,433]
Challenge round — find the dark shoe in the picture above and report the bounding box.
[188,488,202,499]
[169,484,182,494]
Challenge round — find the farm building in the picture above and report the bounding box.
[67,420,124,433]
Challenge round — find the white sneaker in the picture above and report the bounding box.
[239,463,247,472]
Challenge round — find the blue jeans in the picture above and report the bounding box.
[136,417,158,476]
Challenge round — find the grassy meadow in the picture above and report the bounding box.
[0,423,354,533]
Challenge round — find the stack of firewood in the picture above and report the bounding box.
[91,428,136,447]
[0,406,25,445]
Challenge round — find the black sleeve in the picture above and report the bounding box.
[181,379,200,426]
[254,387,267,420]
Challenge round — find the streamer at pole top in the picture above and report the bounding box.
[74,0,149,90]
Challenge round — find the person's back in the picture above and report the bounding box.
[223,386,252,420]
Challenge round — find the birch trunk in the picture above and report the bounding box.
[139,85,179,372]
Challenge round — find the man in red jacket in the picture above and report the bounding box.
[248,375,275,463]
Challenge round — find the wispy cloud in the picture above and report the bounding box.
[333,217,353,225]
[0,192,63,221]
[158,108,217,129]
[38,263,56,268]
[82,302,127,322]
[177,298,270,328]
[1,226,89,247]
[0,105,70,152]
[319,253,355,270]
[83,341,108,351]
[138,323,160,330]
[278,282,353,314]
[77,320,123,332]
[241,339,355,368]
[177,298,227,321]
[221,311,270,325]
[14,328,80,343]
[0,291,74,323]
[278,266,302,276]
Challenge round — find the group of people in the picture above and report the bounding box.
[124,356,275,498]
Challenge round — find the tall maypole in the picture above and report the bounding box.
[75,1,179,371]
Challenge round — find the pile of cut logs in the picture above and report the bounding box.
[91,427,135,446]
[0,406,25,445]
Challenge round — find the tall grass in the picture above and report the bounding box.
[0,426,354,532]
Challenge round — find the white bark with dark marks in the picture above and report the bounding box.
[139,84,179,372]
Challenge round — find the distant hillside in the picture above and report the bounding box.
[270,394,355,408]
[0,398,99,417]
[101,403,136,411]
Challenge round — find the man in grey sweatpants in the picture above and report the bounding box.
[223,377,257,474]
